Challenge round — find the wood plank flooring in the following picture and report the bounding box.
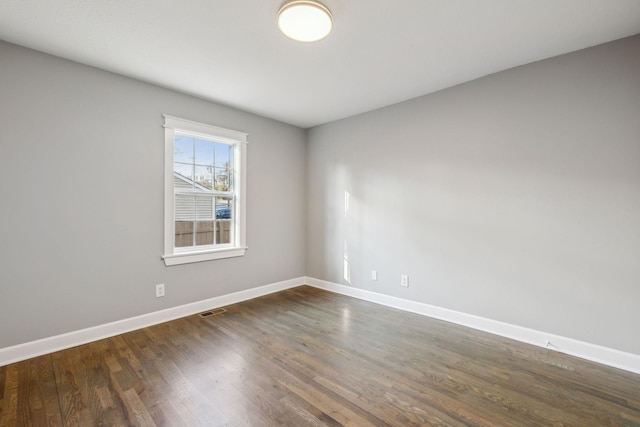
[1,285,639,426]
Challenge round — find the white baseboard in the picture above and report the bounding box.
[4,276,639,375]
[0,277,305,367]
[305,277,640,375]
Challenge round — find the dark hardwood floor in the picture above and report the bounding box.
[1,286,639,426]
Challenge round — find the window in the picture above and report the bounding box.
[162,115,247,266]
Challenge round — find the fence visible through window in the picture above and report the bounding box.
[175,219,232,247]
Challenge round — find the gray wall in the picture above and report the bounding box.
[307,35,640,355]
[0,41,307,348]
[2,34,639,357]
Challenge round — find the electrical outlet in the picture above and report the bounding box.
[156,283,165,298]
[371,270,378,281]
[400,275,409,287]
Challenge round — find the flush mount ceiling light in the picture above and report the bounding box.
[277,0,333,43]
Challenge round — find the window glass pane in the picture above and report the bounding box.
[215,198,233,244]
[196,196,214,220]
[175,221,194,247]
[215,198,232,219]
[195,196,214,246]
[194,165,214,190]
[174,135,194,164]
[175,194,195,221]
[196,221,214,246]
[214,167,231,192]
[195,138,214,167]
[174,163,194,189]
[228,168,234,190]
[215,143,232,168]
[175,194,195,247]
[216,220,232,244]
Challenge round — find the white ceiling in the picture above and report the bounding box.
[1,1,639,128]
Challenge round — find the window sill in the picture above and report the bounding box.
[162,247,246,266]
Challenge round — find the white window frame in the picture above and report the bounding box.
[162,115,247,266]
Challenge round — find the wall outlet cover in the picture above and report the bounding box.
[401,275,409,287]
[156,284,165,298]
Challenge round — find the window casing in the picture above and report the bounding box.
[162,115,247,266]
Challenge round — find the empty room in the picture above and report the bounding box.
[1,1,639,426]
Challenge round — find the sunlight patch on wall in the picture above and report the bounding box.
[343,239,351,283]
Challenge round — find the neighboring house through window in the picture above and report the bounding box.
[163,115,247,266]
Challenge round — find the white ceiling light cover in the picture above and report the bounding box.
[278,0,333,42]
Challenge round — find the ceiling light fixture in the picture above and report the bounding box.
[277,1,333,43]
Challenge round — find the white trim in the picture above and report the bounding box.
[235,136,247,252]
[163,115,248,143]
[162,247,247,266]
[163,125,175,258]
[304,277,640,375]
[163,115,248,266]
[0,277,304,367]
